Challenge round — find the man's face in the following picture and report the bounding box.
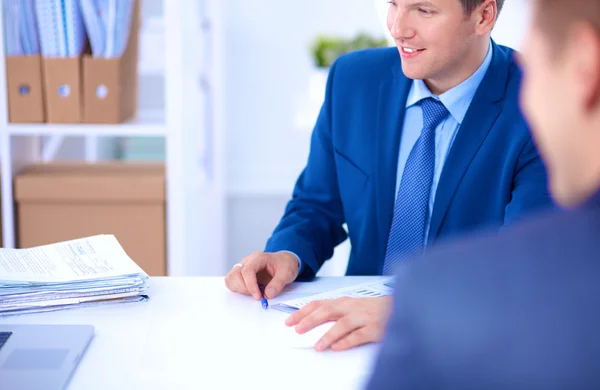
[519,11,582,206]
[386,0,479,82]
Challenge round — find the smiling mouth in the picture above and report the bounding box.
[401,47,425,54]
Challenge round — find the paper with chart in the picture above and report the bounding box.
[271,278,396,313]
[0,234,150,316]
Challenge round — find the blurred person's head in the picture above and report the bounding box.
[520,0,600,207]
[386,0,504,94]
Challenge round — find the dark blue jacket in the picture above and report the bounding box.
[266,41,552,278]
[367,189,600,390]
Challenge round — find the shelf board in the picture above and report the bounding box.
[7,111,166,137]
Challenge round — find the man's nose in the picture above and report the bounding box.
[390,11,416,41]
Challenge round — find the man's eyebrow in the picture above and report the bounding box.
[405,1,438,9]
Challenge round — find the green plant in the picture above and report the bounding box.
[310,32,389,68]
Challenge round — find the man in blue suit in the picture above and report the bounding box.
[226,0,551,350]
[366,0,600,388]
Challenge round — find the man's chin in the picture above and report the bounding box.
[550,177,586,209]
[400,63,426,80]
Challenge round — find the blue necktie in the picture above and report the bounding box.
[383,98,449,275]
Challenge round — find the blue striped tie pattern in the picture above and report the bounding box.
[382,98,449,275]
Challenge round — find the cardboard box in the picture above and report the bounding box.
[14,162,166,276]
[41,57,82,123]
[82,0,140,123]
[5,55,45,123]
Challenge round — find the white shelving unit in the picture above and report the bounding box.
[0,0,227,276]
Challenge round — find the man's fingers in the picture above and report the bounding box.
[226,252,268,297]
[295,305,337,334]
[264,256,298,298]
[330,325,380,351]
[241,266,262,300]
[314,316,360,352]
[224,272,233,291]
[224,268,236,292]
[227,251,297,299]
[285,301,324,333]
[264,275,287,299]
[285,301,320,326]
[231,275,250,295]
[226,266,250,295]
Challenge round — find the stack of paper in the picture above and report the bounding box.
[35,0,87,57]
[79,0,107,57]
[0,235,150,317]
[2,0,40,56]
[80,0,134,58]
[19,0,40,55]
[3,0,23,56]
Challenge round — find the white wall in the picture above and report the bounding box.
[492,0,531,50]
[224,0,383,196]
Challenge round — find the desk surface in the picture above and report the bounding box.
[0,276,385,390]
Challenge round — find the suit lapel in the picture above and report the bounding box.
[427,42,511,243]
[375,74,411,271]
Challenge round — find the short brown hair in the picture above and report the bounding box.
[534,0,600,51]
[460,0,505,15]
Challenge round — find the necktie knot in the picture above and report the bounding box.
[421,98,449,131]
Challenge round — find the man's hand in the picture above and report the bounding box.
[285,296,393,352]
[224,251,299,300]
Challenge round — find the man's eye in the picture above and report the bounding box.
[419,8,431,15]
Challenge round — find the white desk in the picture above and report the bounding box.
[0,276,385,390]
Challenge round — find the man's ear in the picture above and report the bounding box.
[571,23,600,110]
[513,51,523,67]
[474,0,498,36]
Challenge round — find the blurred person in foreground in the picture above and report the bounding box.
[226,0,553,351]
[366,0,600,388]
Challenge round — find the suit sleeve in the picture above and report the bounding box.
[503,136,554,227]
[264,59,347,279]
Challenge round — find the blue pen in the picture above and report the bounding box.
[258,284,268,309]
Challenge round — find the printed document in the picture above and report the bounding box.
[0,234,146,284]
[271,277,395,313]
[0,235,150,316]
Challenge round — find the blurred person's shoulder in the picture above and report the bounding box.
[403,202,600,301]
[385,201,600,389]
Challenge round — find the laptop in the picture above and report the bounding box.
[0,324,94,390]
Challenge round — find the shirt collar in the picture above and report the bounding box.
[405,41,494,125]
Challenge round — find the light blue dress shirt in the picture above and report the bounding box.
[396,41,493,242]
[289,41,493,273]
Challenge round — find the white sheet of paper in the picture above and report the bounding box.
[0,290,142,311]
[272,277,396,312]
[0,234,146,283]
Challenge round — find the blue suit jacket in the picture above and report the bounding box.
[265,41,552,278]
[366,190,600,390]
